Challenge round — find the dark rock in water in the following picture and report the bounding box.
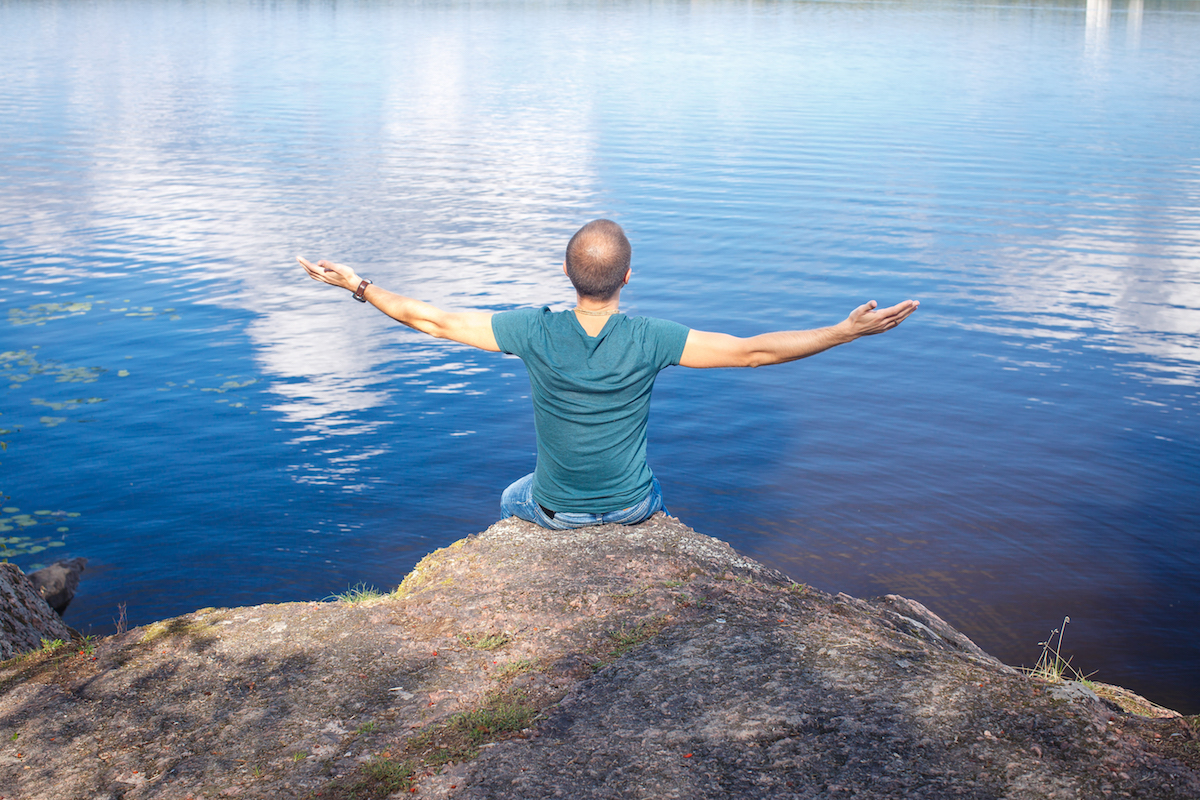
[0,563,73,659]
[28,557,88,615]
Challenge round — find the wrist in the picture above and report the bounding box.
[832,320,857,343]
[352,278,373,302]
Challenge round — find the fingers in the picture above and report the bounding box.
[849,298,919,336]
[879,299,919,322]
[896,300,920,323]
[297,255,321,280]
[298,255,362,294]
[298,255,344,284]
[315,259,350,277]
[849,299,877,321]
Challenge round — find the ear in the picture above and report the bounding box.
[623,267,632,285]
[563,261,570,277]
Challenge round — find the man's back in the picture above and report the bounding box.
[492,307,688,514]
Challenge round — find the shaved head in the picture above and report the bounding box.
[564,219,631,300]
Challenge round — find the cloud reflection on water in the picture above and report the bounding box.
[3,2,605,479]
[248,19,604,449]
[981,179,1200,383]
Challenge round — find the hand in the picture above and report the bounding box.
[297,256,361,293]
[843,298,919,338]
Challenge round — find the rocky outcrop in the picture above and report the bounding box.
[0,563,73,660]
[1,516,1197,799]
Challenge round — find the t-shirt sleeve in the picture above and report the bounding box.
[642,317,691,368]
[491,307,542,356]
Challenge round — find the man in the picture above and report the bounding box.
[299,219,918,530]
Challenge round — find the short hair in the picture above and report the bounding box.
[564,219,631,300]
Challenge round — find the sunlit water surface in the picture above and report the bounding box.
[2,0,1198,712]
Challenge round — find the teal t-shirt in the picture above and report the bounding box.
[492,308,690,513]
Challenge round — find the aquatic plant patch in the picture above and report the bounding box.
[0,505,78,561]
[156,375,261,411]
[6,298,180,326]
[1,350,105,385]
[7,302,93,326]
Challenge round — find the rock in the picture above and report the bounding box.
[1049,680,1102,704]
[0,562,73,660]
[2,516,1198,799]
[28,557,88,615]
[877,593,1012,668]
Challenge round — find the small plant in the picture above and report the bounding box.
[78,635,96,656]
[606,617,664,658]
[40,638,65,653]
[114,602,127,635]
[609,586,644,600]
[673,593,692,607]
[406,696,538,768]
[321,755,416,799]
[452,702,536,744]
[329,583,385,604]
[663,579,685,588]
[496,658,536,678]
[361,756,414,792]
[10,731,18,742]
[608,626,641,656]
[1029,616,1092,684]
[291,751,307,762]
[457,631,511,651]
[787,582,809,596]
[423,746,456,768]
[355,721,377,735]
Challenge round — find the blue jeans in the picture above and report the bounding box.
[500,472,666,530]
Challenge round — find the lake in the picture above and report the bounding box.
[2,0,1197,713]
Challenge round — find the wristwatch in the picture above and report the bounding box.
[353,279,373,302]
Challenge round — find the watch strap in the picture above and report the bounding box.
[353,279,373,302]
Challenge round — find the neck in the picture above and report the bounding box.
[574,295,620,316]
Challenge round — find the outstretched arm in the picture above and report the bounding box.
[679,299,919,369]
[298,256,500,352]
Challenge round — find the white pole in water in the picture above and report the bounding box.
[1086,0,1111,54]
[1086,0,1112,30]
[1127,0,1144,47]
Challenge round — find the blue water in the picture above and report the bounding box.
[2,0,1198,713]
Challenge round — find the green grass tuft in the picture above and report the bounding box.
[450,702,537,745]
[407,696,538,767]
[358,756,415,794]
[328,583,386,604]
[1027,616,1094,684]
[606,617,665,658]
[495,658,537,677]
[457,631,511,651]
